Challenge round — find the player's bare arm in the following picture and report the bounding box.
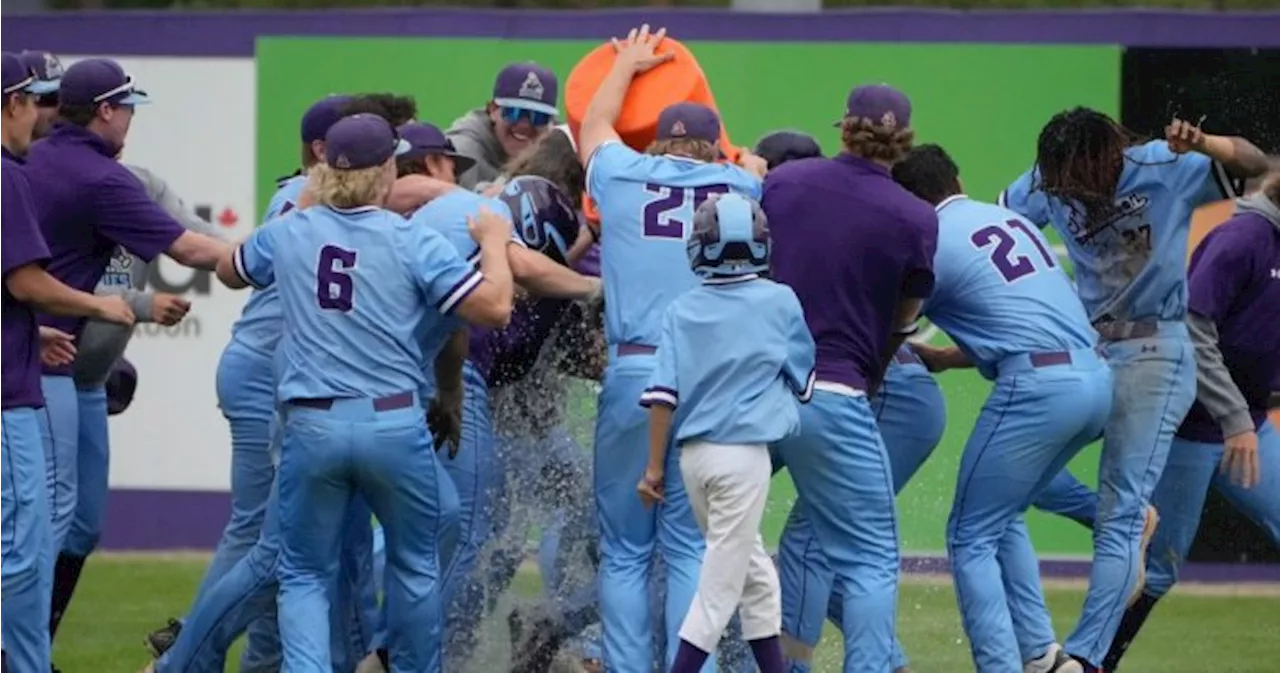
[5,265,135,326]
[869,297,924,392]
[507,245,602,301]
[1166,117,1269,179]
[911,341,974,374]
[457,207,516,328]
[215,244,250,290]
[386,174,459,215]
[577,24,675,166]
[637,403,673,507]
[38,326,78,368]
[167,231,232,272]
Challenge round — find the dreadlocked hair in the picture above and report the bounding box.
[502,128,586,206]
[840,117,914,164]
[341,94,419,127]
[1034,107,1147,232]
[645,138,719,163]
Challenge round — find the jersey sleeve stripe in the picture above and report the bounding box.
[1211,160,1246,200]
[232,245,265,290]
[996,190,1008,208]
[639,386,678,408]
[795,370,816,403]
[438,270,484,315]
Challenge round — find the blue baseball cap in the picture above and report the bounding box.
[18,51,64,93]
[2,52,58,96]
[396,121,476,173]
[59,58,149,106]
[324,114,411,171]
[301,95,352,144]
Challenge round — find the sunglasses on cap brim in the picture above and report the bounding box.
[500,106,552,128]
[95,75,150,106]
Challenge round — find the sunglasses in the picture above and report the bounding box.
[500,106,552,128]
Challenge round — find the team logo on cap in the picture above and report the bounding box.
[335,154,352,169]
[880,111,897,130]
[518,72,545,101]
[670,120,687,137]
[44,54,64,80]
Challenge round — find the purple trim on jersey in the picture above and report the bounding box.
[232,245,265,290]
[438,269,483,315]
[5,10,1279,56]
[639,385,678,409]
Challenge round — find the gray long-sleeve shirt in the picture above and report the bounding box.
[72,165,227,389]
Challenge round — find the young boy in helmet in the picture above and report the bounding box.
[635,192,815,673]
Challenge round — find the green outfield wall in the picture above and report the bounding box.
[256,37,1121,555]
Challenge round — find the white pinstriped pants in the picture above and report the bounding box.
[677,441,782,652]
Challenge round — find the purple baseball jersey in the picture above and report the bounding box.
[763,154,938,390]
[2,149,53,409]
[23,124,185,374]
[1178,210,1280,442]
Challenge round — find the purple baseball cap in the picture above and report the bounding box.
[324,113,411,171]
[396,121,476,173]
[18,51,64,92]
[59,58,149,106]
[492,62,559,117]
[836,84,912,129]
[2,52,58,96]
[657,102,722,144]
[300,94,351,144]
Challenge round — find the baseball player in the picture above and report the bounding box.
[761,84,935,673]
[575,24,764,672]
[897,144,1113,672]
[143,94,353,669]
[1000,108,1269,672]
[448,62,561,190]
[636,192,815,673]
[2,51,135,673]
[1102,168,1280,671]
[17,50,63,140]
[215,113,515,672]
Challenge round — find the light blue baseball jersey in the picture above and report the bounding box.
[639,275,815,446]
[228,174,308,355]
[406,188,517,371]
[232,204,483,401]
[999,140,1244,323]
[925,196,1097,380]
[586,140,762,347]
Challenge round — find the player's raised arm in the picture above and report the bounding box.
[216,222,280,291]
[577,24,675,166]
[1165,116,1269,186]
[507,246,601,300]
[452,208,515,327]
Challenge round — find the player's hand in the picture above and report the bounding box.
[636,467,665,507]
[1220,429,1260,489]
[39,327,77,367]
[910,342,956,373]
[92,295,136,326]
[151,294,192,326]
[428,391,464,457]
[737,150,769,178]
[467,206,514,246]
[610,25,675,76]
[1165,116,1206,154]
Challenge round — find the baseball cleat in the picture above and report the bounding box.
[144,618,182,658]
[1126,505,1160,607]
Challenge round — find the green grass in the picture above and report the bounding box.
[55,555,1277,672]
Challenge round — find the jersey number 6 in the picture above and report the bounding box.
[642,183,731,239]
[317,245,357,312]
[970,218,1057,283]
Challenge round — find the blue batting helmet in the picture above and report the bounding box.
[687,193,770,278]
[496,175,581,265]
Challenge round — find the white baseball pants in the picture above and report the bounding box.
[677,441,782,652]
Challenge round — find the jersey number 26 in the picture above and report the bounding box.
[970,219,1057,283]
[642,183,730,239]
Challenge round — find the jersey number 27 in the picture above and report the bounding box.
[970,219,1057,283]
[642,183,730,239]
